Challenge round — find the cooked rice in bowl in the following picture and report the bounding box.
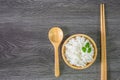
[62,34,97,69]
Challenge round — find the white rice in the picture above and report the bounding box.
[65,36,94,67]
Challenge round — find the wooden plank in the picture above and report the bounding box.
[0,0,119,80]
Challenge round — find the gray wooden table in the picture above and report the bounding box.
[0,0,120,80]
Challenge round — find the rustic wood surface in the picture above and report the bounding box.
[0,0,120,80]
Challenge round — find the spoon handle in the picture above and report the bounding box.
[54,47,60,77]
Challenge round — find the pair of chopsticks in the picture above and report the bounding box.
[100,3,107,80]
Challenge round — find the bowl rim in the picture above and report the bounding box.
[62,34,97,70]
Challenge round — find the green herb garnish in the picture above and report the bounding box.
[85,42,90,48]
[82,47,86,52]
[82,42,92,53]
[88,47,91,53]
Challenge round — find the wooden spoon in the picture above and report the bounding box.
[48,27,63,77]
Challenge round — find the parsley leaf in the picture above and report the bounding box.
[82,47,86,52]
[85,42,90,48]
[88,47,91,53]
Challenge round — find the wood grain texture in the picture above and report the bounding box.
[0,0,119,80]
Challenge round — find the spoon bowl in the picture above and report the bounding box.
[49,27,63,45]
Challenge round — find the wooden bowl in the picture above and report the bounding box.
[62,34,97,70]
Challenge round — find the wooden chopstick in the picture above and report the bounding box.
[100,3,107,80]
